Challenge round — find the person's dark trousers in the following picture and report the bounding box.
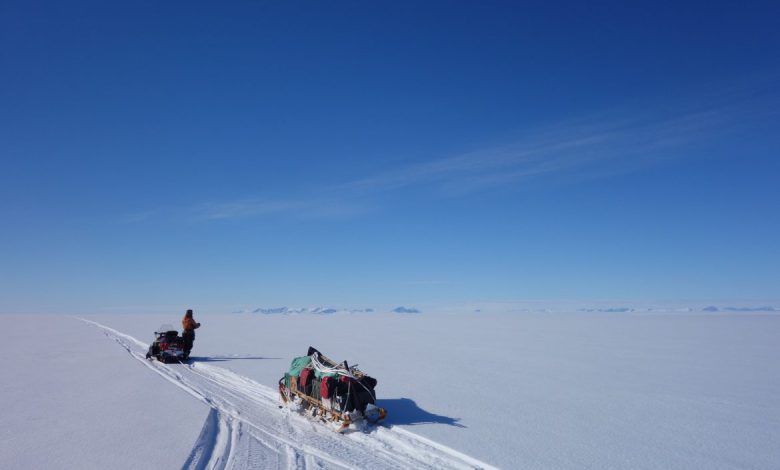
[182,331,195,356]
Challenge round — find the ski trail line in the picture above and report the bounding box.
[79,318,499,470]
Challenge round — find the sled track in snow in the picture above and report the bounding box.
[80,318,497,470]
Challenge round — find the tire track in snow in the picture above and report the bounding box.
[79,319,237,470]
[182,408,223,470]
[80,318,498,470]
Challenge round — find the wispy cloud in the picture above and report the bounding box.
[123,78,779,223]
[117,207,172,224]
[343,130,616,193]
[195,200,306,220]
[118,197,367,224]
[341,72,780,197]
[342,107,737,196]
[191,198,368,221]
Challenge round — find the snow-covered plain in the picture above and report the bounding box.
[1,312,778,469]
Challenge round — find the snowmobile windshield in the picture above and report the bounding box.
[156,324,177,334]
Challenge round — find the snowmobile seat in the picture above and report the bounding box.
[156,330,179,341]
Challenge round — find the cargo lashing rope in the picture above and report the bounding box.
[309,352,374,416]
[309,352,352,378]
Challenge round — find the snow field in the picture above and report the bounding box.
[0,315,204,470]
[2,312,779,469]
[80,318,497,470]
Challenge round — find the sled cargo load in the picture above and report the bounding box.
[279,347,386,431]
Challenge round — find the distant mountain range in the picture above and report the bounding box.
[391,306,421,314]
[229,304,777,315]
[244,307,375,315]
[231,306,427,315]
[702,306,778,312]
[578,306,778,313]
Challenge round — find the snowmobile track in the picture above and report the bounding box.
[80,318,498,470]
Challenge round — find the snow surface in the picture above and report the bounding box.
[1,312,779,469]
[0,315,204,469]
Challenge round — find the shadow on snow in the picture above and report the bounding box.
[187,355,282,362]
[376,398,466,428]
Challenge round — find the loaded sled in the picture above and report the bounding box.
[145,325,187,363]
[279,347,386,431]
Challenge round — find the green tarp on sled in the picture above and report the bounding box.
[286,356,312,377]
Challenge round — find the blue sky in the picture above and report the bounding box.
[1,1,779,314]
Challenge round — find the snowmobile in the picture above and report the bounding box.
[279,347,387,432]
[145,325,187,363]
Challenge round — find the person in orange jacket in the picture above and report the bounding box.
[181,309,200,358]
